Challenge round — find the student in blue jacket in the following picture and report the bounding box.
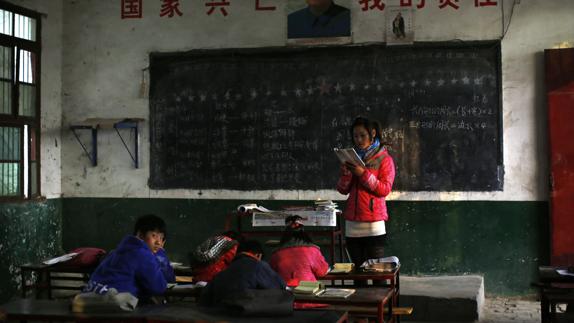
[75,214,175,311]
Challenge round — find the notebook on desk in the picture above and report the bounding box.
[329,263,354,274]
[293,281,325,295]
[317,288,356,299]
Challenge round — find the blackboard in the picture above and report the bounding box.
[149,42,503,191]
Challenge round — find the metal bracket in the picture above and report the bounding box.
[69,118,142,168]
[114,120,140,168]
[70,125,98,166]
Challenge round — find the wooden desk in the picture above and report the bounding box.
[294,287,393,323]
[323,266,400,322]
[20,263,194,299]
[227,211,345,264]
[0,299,348,323]
[535,266,574,323]
[0,299,146,322]
[20,263,97,299]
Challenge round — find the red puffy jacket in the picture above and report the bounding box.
[193,245,238,282]
[337,147,395,222]
[269,244,329,283]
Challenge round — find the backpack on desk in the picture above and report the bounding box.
[62,248,106,268]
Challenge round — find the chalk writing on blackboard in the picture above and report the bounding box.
[149,43,502,191]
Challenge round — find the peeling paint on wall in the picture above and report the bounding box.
[0,199,62,303]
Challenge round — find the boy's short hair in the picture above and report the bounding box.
[237,239,263,256]
[134,214,167,238]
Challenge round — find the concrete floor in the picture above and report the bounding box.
[406,297,544,323]
[481,297,541,323]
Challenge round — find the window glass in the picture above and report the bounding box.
[14,13,35,41]
[0,9,13,36]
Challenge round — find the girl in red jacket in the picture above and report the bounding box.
[337,117,395,284]
[270,216,329,286]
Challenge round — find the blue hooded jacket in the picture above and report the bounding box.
[85,235,175,298]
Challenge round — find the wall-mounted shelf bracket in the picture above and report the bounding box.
[69,118,144,168]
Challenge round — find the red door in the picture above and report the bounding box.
[546,48,574,265]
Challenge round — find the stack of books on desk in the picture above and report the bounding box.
[314,200,339,211]
[293,281,325,295]
[361,256,400,272]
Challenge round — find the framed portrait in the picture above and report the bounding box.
[286,0,352,45]
[386,7,414,45]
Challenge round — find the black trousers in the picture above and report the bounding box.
[346,234,387,286]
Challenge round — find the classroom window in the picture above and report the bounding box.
[0,3,40,200]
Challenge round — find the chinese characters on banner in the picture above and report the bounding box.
[121,0,142,19]
[121,0,498,19]
[160,0,183,17]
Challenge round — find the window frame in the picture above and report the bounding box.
[0,1,41,201]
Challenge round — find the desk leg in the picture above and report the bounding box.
[20,270,26,298]
[330,231,336,265]
[541,294,549,323]
[396,271,400,323]
[378,301,385,323]
[47,272,52,299]
[338,233,344,262]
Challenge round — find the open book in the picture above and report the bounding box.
[333,148,365,167]
[43,252,79,265]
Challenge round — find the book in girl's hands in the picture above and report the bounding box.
[333,148,365,167]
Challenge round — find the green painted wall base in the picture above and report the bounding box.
[62,198,548,296]
[0,199,62,303]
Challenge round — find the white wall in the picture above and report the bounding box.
[59,0,574,201]
[6,0,63,199]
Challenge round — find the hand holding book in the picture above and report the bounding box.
[333,148,365,167]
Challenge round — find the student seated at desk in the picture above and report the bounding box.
[269,216,329,286]
[200,239,286,307]
[72,214,175,312]
[190,231,242,283]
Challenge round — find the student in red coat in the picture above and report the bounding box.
[270,216,329,286]
[337,116,395,284]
